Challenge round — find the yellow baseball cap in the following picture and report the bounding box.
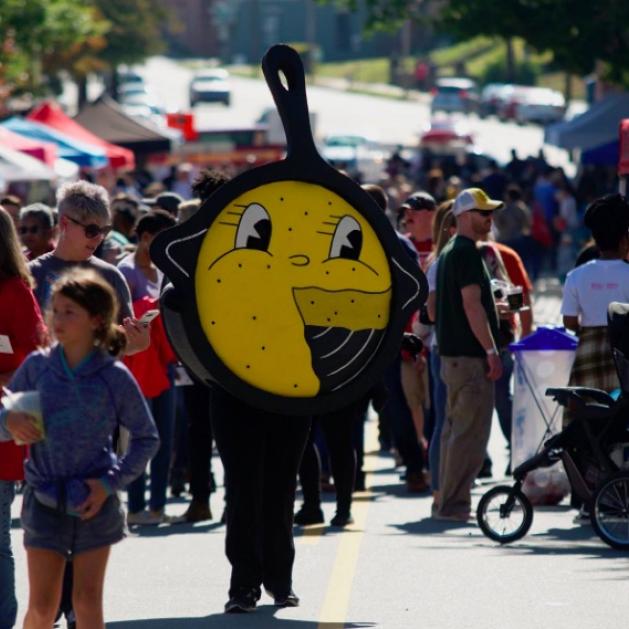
[452,188,503,216]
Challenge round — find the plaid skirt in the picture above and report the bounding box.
[568,326,617,392]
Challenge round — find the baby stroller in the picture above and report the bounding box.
[477,302,629,550]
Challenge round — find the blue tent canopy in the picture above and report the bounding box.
[1,116,108,168]
[581,140,619,166]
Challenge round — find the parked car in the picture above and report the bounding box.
[496,85,532,121]
[189,69,231,107]
[430,78,479,115]
[321,134,387,182]
[419,118,473,147]
[515,87,566,125]
[478,83,514,118]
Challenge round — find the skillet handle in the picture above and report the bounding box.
[262,44,320,162]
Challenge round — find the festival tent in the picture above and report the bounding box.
[74,95,173,155]
[544,92,629,151]
[0,125,58,166]
[28,101,135,169]
[0,144,57,182]
[0,116,108,168]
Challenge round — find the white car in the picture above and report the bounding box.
[430,78,479,115]
[189,69,231,107]
[515,87,566,125]
[321,134,387,182]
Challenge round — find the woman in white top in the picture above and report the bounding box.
[561,194,629,407]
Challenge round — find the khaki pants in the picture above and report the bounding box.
[438,356,494,517]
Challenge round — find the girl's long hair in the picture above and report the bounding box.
[0,206,34,287]
[50,269,126,357]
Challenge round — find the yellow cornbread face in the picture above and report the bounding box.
[195,181,392,397]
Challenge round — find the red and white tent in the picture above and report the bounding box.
[28,101,135,169]
[0,125,57,167]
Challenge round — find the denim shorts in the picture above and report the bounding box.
[21,487,125,557]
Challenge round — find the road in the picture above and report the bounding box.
[137,56,574,172]
[9,411,628,629]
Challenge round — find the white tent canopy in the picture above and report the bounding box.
[545,92,629,151]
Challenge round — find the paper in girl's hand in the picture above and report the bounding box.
[0,334,14,354]
[1,389,45,444]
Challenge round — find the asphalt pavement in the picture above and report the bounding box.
[11,283,627,629]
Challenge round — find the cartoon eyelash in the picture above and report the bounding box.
[316,231,334,236]
[233,204,249,209]
[227,210,244,216]
[218,222,239,227]
[322,221,339,226]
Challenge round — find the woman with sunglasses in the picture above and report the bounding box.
[18,203,56,261]
[27,181,151,627]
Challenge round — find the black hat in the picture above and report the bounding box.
[143,192,184,216]
[401,191,436,211]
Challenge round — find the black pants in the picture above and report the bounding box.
[299,397,368,515]
[183,382,213,503]
[211,387,311,596]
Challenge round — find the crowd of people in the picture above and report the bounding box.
[0,144,624,626]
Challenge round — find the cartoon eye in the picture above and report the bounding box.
[235,203,272,251]
[329,216,362,261]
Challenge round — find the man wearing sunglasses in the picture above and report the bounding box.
[18,203,56,261]
[434,187,503,522]
[29,181,149,355]
[400,191,436,271]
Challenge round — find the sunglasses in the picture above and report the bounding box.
[66,215,113,239]
[19,225,42,235]
[470,209,495,216]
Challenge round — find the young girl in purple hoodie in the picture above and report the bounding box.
[0,268,159,629]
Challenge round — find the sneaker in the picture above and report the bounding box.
[573,506,591,524]
[127,509,164,526]
[183,501,212,523]
[294,505,324,526]
[224,587,260,613]
[265,588,300,607]
[330,512,354,527]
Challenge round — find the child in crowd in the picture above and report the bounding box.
[0,269,159,629]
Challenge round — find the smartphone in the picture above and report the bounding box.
[138,309,160,326]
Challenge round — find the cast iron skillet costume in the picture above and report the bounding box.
[151,45,426,416]
[150,45,427,610]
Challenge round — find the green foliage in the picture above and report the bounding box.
[480,58,540,86]
[92,0,167,67]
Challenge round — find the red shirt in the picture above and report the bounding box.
[123,297,176,398]
[0,276,47,481]
[494,242,533,297]
[406,236,433,271]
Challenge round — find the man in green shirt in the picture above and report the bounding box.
[435,188,503,521]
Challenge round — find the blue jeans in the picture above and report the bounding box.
[0,480,16,629]
[127,384,176,513]
[428,349,447,491]
[495,350,514,450]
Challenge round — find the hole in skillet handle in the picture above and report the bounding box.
[262,44,320,163]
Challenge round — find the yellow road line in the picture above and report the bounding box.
[317,486,371,628]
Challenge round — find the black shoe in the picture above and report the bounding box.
[354,471,366,491]
[224,587,259,613]
[330,511,354,527]
[294,505,324,526]
[265,588,300,607]
[477,461,493,479]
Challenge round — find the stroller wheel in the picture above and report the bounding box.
[591,472,629,551]
[477,485,533,544]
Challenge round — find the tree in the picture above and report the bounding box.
[0,0,107,105]
[324,0,629,87]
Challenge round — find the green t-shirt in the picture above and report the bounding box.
[436,235,499,357]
